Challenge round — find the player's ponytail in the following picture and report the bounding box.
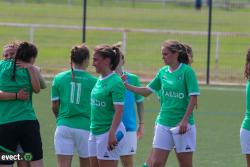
[244,47,250,79]
[111,46,121,71]
[177,43,189,65]
[70,44,90,81]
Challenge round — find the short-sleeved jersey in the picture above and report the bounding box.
[242,80,250,130]
[90,72,125,135]
[147,63,200,127]
[51,69,97,130]
[0,60,36,125]
[122,72,144,131]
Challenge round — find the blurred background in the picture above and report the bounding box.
[0,0,250,84]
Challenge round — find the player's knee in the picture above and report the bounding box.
[179,160,192,167]
[151,158,164,167]
[121,159,133,167]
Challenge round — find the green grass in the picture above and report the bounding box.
[0,1,249,83]
[33,83,246,167]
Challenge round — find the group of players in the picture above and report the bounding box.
[0,39,249,167]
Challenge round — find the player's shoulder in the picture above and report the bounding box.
[125,71,139,79]
[54,70,71,80]
[181,63,195,73]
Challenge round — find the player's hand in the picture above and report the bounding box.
[107,131,118,151]
[16,60,32,68]
[137,124,144,139]
[121,74,128,83]
[178,120,189,134]
[17,89,29,100]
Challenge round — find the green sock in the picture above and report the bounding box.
[142,162,149,167]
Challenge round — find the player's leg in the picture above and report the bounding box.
[240,128,250,167]
[53,126,75,167]
[150,124,174,167]
[19,120,43,167]
[16,144,30,167]
[120,131,137,167]
[174,124,196,167]
[0,122,19,167]
[88,133,99,167]
[74,128,90,167]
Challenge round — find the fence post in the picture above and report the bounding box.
[29,26,35,43]
[215,34,220,80]
[68,0,72,6]
[122,31,127,55]
[162,0,167,8]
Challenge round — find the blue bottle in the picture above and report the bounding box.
[116,131,124,142]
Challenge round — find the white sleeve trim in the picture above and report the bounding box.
[51,97,59,101]
[113,102,124,105]
[136,98,144,103]
[146,86,156,94]
[189,92,200,96]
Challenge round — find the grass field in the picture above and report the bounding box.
[31,83,246,167]
[0,1,249,83]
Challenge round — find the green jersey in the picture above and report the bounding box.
[0,60,36,125]
[242,80,250,130]
[147,63,200,127]
[90,72,125,135]
[51,69,97,130]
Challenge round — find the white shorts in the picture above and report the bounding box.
[120,131,137,156]
[88,123,126,160]
[240,128,250,154]
[54,125,90,158]
[152,124,196,153]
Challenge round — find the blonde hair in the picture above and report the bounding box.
[3,40,22,59]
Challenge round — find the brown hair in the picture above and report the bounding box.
[70,44,90,80]
[12,41,38,80]
[162,40,189,65]
[244,47,250,79]
[94,44,121,70]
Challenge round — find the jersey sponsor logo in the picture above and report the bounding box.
[163,91,185,99]
[91,99,106,107]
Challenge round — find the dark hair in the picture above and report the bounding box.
[70,44,90,80]
[12,42,38,80]
[162,40,189,65]
[244,47,250,79]
[94,44,121,70]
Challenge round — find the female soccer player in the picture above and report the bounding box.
[143,42,195,167]
[123,40,200,167]
[0,42,44,167]
[1,40,47,167]
[89,44,126,167]
[51,44,97,167]
[114,43,145,167]
[240,47,250,167]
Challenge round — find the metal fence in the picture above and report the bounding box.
[0,22,249,84]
